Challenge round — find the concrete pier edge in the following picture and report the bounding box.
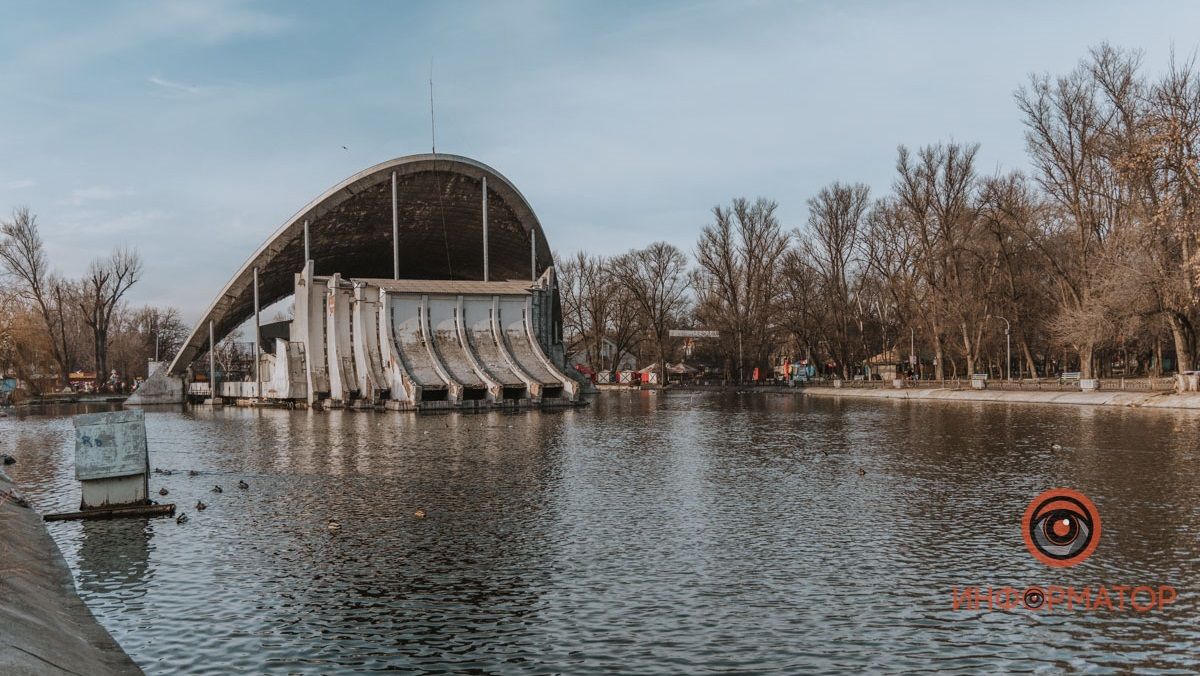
[0,467,143,675]
[797,386,1200,409]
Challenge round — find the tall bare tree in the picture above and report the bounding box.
[611,242,690,384]
[77,246,142,388]
[694,198,790,381]
[1016,53,1128,377]
[802,182,871,378]
[0,208,77,385]
[893,142,987,377]
[560,252,643,371]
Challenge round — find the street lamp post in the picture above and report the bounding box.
[909,326,915,377]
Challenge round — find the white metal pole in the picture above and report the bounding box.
[304,218,310,263]
[253,266,261,397]
[208,320,216,400]
[482,175,489,282]
[531,230,536,281]
[392,171,399,280]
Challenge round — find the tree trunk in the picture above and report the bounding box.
[1167,314,1195,372]
[1079,342,1095,379]
[95,327,108,390]
[960,322,974,375]
[1020,337,1037,380]
[1155,333,1164,376]
[931,323,944,380]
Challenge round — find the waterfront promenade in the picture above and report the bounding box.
[798,385,1200,409]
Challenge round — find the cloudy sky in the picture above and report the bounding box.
[2,0,1199,322]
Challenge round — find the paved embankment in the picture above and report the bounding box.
[0,468,142,675]
[799,386,1200,409]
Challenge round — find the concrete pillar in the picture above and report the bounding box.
[392,171,399,280]
[253,266,261,398]
[304,218,310,264]
[208,320,216,401]
[531,229,536,281]
[482,175,489,282]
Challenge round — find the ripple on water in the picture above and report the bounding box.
[1,393,1198,673]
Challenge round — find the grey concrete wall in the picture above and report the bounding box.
[351,284,388,399]
[427,296,484,388]
[463,297,525,387]
[124,365,183,406]
[0,468,142,675]
[391,296,448,390]
[801,386,1200,409]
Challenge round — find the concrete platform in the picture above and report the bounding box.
[0,468,142,675]
[800,386,1200,409]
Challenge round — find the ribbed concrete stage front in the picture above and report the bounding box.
[129,154,582,410]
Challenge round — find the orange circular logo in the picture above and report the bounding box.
[1022,488,1101,567]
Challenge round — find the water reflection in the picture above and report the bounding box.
[3,393,1199,673]
[76,518,154,601]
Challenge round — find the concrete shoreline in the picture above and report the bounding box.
[0,468,142,675]
[797,386,1200,409]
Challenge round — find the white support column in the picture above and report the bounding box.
[531,230,536,281]
[253,266,261,398]
[304,218,310,263]
[208,320,216,400]
[482,175,489,282]
[392,171,399,280]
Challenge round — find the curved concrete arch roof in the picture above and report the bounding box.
[168,154,555,375]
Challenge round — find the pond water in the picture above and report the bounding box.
[2,392,1198,673]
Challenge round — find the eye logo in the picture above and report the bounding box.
[1022,489,1101,567]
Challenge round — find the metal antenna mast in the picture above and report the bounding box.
[429,61,437,154]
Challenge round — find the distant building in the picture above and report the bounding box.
[68,371,99,391]
[567,334,637,372]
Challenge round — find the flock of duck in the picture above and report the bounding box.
[152,467,251,524]
[151,467,427,528]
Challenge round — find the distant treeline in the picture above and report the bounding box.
[561,44,1200,382]
[0,207,188,393]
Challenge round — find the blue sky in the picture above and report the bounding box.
[2,0,1199,322]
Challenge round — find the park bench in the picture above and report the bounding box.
[1059,371,1081,384]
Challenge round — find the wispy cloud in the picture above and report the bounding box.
[161,0,292,44]
[50,209,170,242]
[8,0,293,75]
[149,75,203,96]
[66,186,135,205]
[3,179,36,189]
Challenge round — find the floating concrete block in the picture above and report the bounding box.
[73,410,150,510]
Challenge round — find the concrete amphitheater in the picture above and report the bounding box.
[128,154,581,410]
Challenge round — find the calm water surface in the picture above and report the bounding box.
[2,392,1198,673]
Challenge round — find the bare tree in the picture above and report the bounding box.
[109,306,189,380]
[1016,52,1129,377]
[802,182,871,378]
[0,208,77,386]
[560,252,643,372]
[77,247,142,388]
[893,142,988,377]
[694,198,790,381]
[611,242,690,385]
[560,251,613,369]
[980,172,1054,377]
